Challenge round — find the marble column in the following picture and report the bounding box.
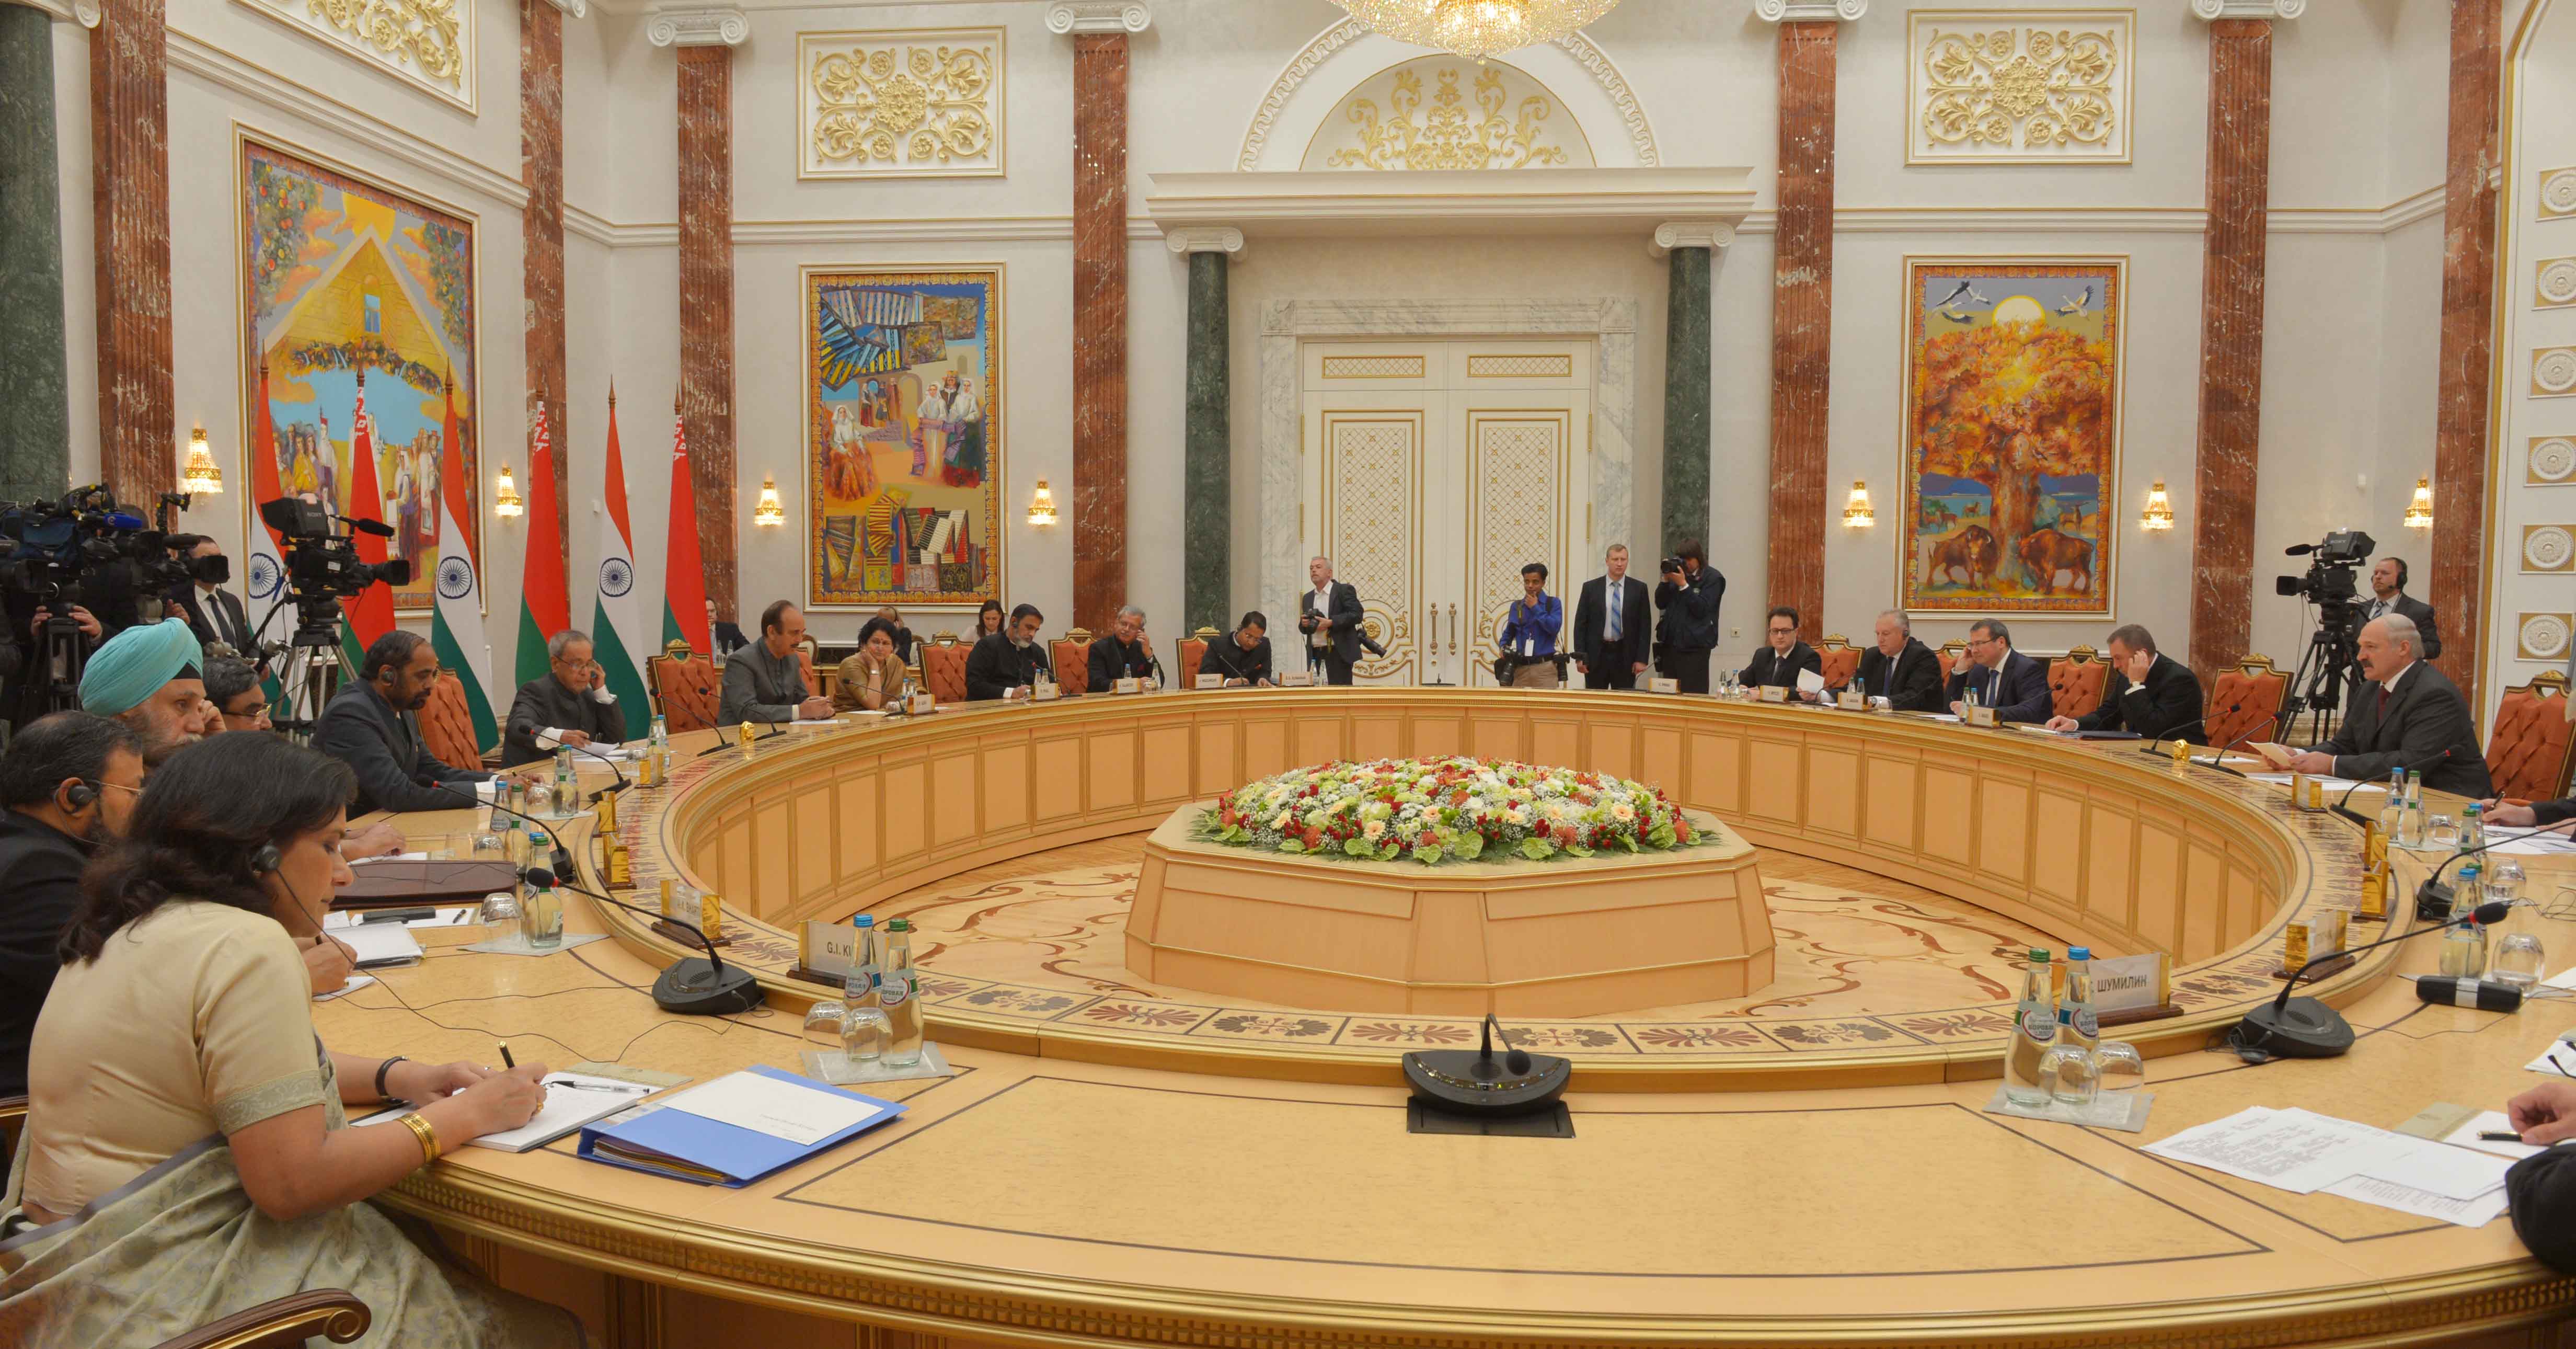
[1657,239,1712,558]
[2184,3,2287,683]
[2430,0,2499,701]
[656,8,744,621]
[1764,14,1841,641]
[522,0,567,563]
[1171,227,1242,636]
[90,0,171,505]
[1055,1,1149,633]
[0,2,75,502]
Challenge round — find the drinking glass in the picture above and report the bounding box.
[2040,1043,2098,1108]
[800,996,846,1046]
[477,891,520,948]
[2092,1041,2146,1099]
[2493,932,2547,988]
[2489,860,2529,909]
[2427,815,2461,850]
[522,887,565,949]
[470,830,505,861]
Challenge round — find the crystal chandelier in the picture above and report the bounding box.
[1333,0,1624,63]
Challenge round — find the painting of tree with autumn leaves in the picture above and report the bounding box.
[1901,259,2123,615]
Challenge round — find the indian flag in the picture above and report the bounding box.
[245,360,289,700]
[589,385,650,717]
[430,369,499,751]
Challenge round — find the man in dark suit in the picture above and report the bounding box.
[0,712,143,1098]
[965,603,1050,701]
[2359,557,2440,661]
[2290,613,2492,797]
[2048,623,2205,743]
[1571,544,1652,690]
[1087,605,1157,689]
[164,538,252,659]
[503,628,629,767]
[1945,618,2053,723]
[1199,612,1274,687]
[1739,606,1822,695]
[312,630,493,814]
[1297,555,1364,685]
[1833,610,1945,712]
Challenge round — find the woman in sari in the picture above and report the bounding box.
[832,618,908,713]
[0,734,580,1347]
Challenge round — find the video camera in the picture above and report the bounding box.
[259,497,410,602]
[2275,529,2374,614]
[0,484,219,609]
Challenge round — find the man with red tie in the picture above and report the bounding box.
[2287,614,2491,797]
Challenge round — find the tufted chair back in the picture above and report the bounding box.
[1814,634,1861,691]
[1181,628,1215,687]
[921,635,969,704]
[796,636,819,701]
[1935,640,1968,684]
[650,639,721,732]
[2205,654,2288,753]
[2489,671,2575,802]
[2047,644,2111,720]
[1051,629,1092,695]
[420,670,488,770]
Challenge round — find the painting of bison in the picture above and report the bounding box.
[1901,258,2122,614]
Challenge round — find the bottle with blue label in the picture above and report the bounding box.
[839,913,890,1062]
[2004,948,2055,1107]
[2049,947,2101,1106]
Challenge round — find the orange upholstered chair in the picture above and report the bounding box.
[796,635,820,700]
[921,634,968,704]
[420,669,489,770]
[2205,654,2288,753]
[1180,628,1215,687]
[1051,629,1092,695]
[1935,640,1968,684]
[649,639,721,732]
[2047,644,2111,721]
[1814,634,1861,691]
[2489,671,2574,803]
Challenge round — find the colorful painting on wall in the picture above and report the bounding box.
[240,133,477,613]
[1900,257,2123,615]
[801,266,1002,609]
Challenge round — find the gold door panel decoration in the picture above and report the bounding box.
[1466,353,1577,379]
[235,0,472,111]
[1302,56,1594,172]
[1319,411,1424,683]
[1320,355,1429,380]
[1908,11,2129,166]
[1464,410,1577,684]
[799,28,1004,179]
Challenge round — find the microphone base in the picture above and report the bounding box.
[652,958,766,1016]
[2417,879,2456,923]
[2233,997,2355,1059]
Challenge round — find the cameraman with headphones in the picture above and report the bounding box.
[311,631,491,816]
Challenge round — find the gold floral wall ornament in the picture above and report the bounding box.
[233,0,474,109]
[1907,10,2131,165]
[1302,58,1591,172]
[800,29,1005,179]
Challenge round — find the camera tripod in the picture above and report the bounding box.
[2279,604,2359,744]
[245,591,359,741]
[25,612,89,717]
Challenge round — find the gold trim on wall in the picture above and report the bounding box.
[1906,10,2133,167]
[229,0,475,116]
[796,27,1006,181]
[1320,355,1429,380]
[1466,353,1577,379]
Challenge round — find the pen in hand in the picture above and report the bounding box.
[500,1043,516,1070]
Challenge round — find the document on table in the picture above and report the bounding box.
[2247,773,2371,792]
[1796,668,1825,695]
[350,852,433,865]
[2351,1134,2514,1201]
[2443,1110,2545,1161]
[335,922,424,968]
[2488,828,2576,856]
[791,718,847,727]
[659,1069,882,1146]
[2523,1044,2576,1076]
[353,1072,670,1152]
[312,974,375,1002]
[2142,1107,2410,1194]
[2317,1174,2511,1228]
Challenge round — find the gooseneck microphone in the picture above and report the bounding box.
[697,726,788,758]
[2229,899,2513,1060]
[2330,748,2450,829]
[547,734,631,802]
[520,867,764,1016]
[430,779,576,881]
[2417,815,2563,919]
[2134,716,2211,759]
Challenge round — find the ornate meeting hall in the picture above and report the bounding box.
[4,0,2576,1346]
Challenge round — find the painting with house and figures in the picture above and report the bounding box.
[1900,257,2123,616]
[802,266,1002,610]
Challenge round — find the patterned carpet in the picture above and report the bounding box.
[868,836,2062,1023]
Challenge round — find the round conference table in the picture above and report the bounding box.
[314,687,2576,1349]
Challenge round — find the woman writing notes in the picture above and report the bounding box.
[0,735,580,1346]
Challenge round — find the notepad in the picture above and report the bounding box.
[335,922,424,968]
[358,1071,671,1153]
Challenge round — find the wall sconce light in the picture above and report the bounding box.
[493,463,524,518]
[1027,478,1059,527]
[2403,476,2434,529]
[2140,478,2174,531]
[753,473,785,527]
[1841,479,1873,529]
[178,421,223,496]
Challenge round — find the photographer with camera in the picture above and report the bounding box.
[163,536,252,660]
[1652,541,1724,694]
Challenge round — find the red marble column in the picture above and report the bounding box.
[1768,21,1836,642]
[2186,20,2274,683]
[1071,31,1129,633]
[677,45,738,624]
[522,0,568,562]
[90,0,172,504]
[2430,0,2500,701]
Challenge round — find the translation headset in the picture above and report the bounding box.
[61,780,98,811]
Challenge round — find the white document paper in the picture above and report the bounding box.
[2319,1173,2511,1227]
[659,1070,882,1146]
[2353,1135,2513,1201]
[2141,1106,2410,1194]
[335,923,424,968]
[349,852,433,865]
[2443,1110,2546,1161]
[2524,1045,2576,1077]
[1795,668,1825,694]
[791,718,846,727]
[1924,713,1963,723]
[310,974,375,1002]
[468,1073,661,1152]
[2246,773,2369,791]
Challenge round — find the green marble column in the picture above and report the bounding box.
[1660,245,1712,556]
[0,4,70,502]
[1182,246,1230,634]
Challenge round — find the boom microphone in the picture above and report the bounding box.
[521,867,764,1015]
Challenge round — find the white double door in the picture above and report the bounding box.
[1301,340,1592,687]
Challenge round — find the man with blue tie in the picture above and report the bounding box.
[1944,618,2053,723]
[1572,544,1653,691]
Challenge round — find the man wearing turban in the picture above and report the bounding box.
[77,619,206,765]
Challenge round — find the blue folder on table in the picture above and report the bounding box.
[576,1065,905,1187]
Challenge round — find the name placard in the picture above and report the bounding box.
[1648,677,1681,694]
[1030,683,1059,702]
[1836,691,1867,711]
[1196,673,1225,690]
[1279,670,1315,687]
[1758,684,1788,704]
[798,920,858,978]
[1966,705,1997,728]
[1113,677,1142,695]
[2090,953,2171,1015]
[909,690,937,715]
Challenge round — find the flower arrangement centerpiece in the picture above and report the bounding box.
[1199,756,1699,866]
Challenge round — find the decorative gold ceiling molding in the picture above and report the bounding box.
[229,0,475,114]
[1303,59,1591,172]
[1908,10,2130,166]
[798,27,1004,179]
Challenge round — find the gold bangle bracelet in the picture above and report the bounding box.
[398,1112,441,1167]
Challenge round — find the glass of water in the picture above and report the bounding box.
[2040,1043,2098,1108]
[2489,860,2529,909]
[477,890,520,947]
[2092,1041,2146,1099]
[2428,815,2462,850]
[2493,932,2548,988]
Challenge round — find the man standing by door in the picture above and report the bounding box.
[1297,555,1364,686]
[1572,544,1652,690]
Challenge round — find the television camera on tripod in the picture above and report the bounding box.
[2274,529,2374,742]
[244,496,410,736]
[0,485,225,718]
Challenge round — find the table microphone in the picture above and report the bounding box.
[520,866,764,1015]
[2229,898,2512,1060]
[2325,747,2450,830]
[696,726,788,758]
[552,736,630,802]
[428,780,577,882]
[2189,711,2285,777]
[2416,815,2569,920]
[2135,716,2211,760]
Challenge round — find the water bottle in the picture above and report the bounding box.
[881,918,924,1066]
[2377,770,2404,842]
[1964,684,1982,712]
[2441,865,2489,978]
[650,714,670,755]
[2005,948,2055,1107]
[2047,947,2101,1107]
[840,917,887,1061]
[554,747,578,812]
[2399,770,2425,849]
[2462,802,2485,853]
